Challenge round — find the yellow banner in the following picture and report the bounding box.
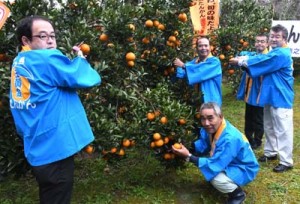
[0,1,10,30]
[190,0,220,36]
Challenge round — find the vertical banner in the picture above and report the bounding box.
[190,0,220,36]
[0,2,10,30]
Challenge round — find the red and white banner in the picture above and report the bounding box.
[189,0,220,36]
[0,1,10,30]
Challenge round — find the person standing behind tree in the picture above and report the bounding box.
[9,15,101,203]
[173,36,222,108]
[236,33,269,150]
[229,24,294,173]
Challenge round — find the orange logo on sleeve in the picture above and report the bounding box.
[11,67,31,102]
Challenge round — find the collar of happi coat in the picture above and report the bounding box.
[196,52,212,63]
[21,45,31,52]
[209,118,226,157]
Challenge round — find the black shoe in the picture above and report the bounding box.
[258,155,277,162]
[227,187,246,204]
[273,164,293,173]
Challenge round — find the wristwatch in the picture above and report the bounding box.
[185,153,192,162]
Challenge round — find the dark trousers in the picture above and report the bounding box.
[31,156,74,204]
[244,103,264,146]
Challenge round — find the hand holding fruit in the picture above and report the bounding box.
[72,44,85,58]
[172,143,190,158]
[72,42,90,58]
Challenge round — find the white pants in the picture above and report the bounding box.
[264,105,293,166]
[210,172,237,194]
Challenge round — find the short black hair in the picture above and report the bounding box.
[16,15,53,46]
[256,33,269,41]
[271,24,288,40]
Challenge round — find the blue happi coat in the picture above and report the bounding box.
[236,49,268,106]
[10,49,101,166]
[176,55,222,107]
[193,119,259,186]
[246,47,294,108]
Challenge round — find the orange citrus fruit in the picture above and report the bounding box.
[228,69,235,75]
[84,145,94,154]
[163,153,172,160]
[168,35,176,43]
[153,133,161,140]
[150,141,156,148]
[164,137,170,144]
[242,41,249,47]
[0,53,7,62]
[118,148,125,156]
[80,43,90,55]
[157,24,165,30]
[147,112,155,121]
[145,20,154,28]
[195,113,201,119]
[219,54,225,60]
[173,143,182,149]
[178,13,188,22]
[128,23,135,31]
[155,139,164,147]
[122,139,131,147]
[153,20,160,27]
[125,52,136,61]
[110,147,117,153]
[178,118,187,125]
[127,37,134,42]
[225,44,231,51]
[99,33,108,42]
[160,116,168,124]
[142,37,150,44]
[127,60,135,67]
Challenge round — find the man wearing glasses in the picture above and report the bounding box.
[236,33,269,150]
[230,24,294,173]
[9,16,101,203]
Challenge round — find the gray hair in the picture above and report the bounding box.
[199,102,222,117]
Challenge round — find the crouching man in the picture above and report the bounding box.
[172,102,259,204]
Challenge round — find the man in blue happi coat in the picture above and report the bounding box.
[230,24,294,173]
[10,16,101,203]
[173,36,222,107]
[172,102,259,204]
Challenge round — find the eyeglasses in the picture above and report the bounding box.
[255,40,267,43]
[32,34,56,41]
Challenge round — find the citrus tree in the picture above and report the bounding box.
[0,0,276,175]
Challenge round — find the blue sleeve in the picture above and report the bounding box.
[247,48,292,77]
[194,128,211,154]
[185,57,221,85]
[236,72,247,101]
[38,49,101,88]
[198,134,239,181]
[176,67,186,78]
